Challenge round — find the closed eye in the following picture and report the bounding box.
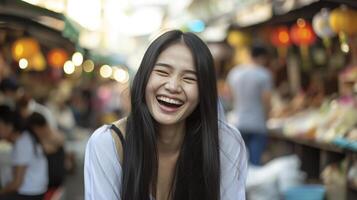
[183,77,197,83]
[154,69,169,76]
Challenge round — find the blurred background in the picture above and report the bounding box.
[0,0,357,199]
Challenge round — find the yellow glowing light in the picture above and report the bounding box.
[64,61,75,74]
[83,60,95,72]
[15,45,24,56]
[19,58,28,69]
[12,38,40,61]
[72,52,83,66]
[113,67,129,83]
[100,65,112,78]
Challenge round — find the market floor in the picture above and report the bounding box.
[61,128,90,200]
[63,160,85,200]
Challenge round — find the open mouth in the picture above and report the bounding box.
[156,95,184,108]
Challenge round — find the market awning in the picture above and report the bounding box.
[230,0,357,30]
[0,0,81,50]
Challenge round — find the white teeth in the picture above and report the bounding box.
[157,96,183,105]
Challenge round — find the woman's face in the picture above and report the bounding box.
[145,42,199,126]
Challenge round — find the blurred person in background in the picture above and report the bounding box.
[70,89,94,128]
[27,112,65,198]
[84,30,247,200]
[227,44,273,166]
[0,105,48,200]
[0,77,20,109]
[16,93,58,131]
[18,92,76,173]
[47,87,76,140]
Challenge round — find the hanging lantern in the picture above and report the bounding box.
[28,52,46,71]
[227,31,251,47]
[313,8,335,51]
[329,5,357,60]
[313,8,336,39]
[290,19,316,71]
[11,37,40,61]
[290,19,316,46]
[227,30,252,65]
[270,26,291,47]
[329,5,357,36]
[270,26,291,59]
[47,48,68,68]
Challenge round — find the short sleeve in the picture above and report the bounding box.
[219,121,248,200]
[226,68,238,89]
[261,70,273,92]
[84,125,122,200]
[12,133,33,165]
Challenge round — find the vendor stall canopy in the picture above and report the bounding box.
[0,0,133,81]
[0,0,79,50]
[3,0,357,74]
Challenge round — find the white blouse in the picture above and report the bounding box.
[84,120,248,200]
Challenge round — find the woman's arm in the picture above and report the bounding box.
[2,132,34,194]
[41,127,65,154]
[219,121,248,200]
[0,166,26,194]
[84,125,122,200]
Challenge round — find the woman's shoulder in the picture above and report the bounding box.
[88,116,127,143]
[15,131,32,146]
[88,124,112,143]
[218,120,247,161]
[86,124,116,156]
[86,120,126,164]
[218,120,248,188]
[218,120,245,146]
[218,120,248,200]
[112,117,127,136]
[84,125,123,198]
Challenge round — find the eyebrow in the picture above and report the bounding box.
[155,62,197,75]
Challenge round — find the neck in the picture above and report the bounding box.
[9,131,21,143]
[246,59,259,67]
[157,123,185,155]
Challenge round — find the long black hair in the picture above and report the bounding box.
[122,30,220,200]
[0,105,24,135]
[26,112,46,156]
[0,105,40,156]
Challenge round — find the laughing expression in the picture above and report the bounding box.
[145,42,199,127]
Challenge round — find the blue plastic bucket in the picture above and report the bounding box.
[284,184,325,200]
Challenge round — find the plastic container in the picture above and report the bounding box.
[283,184,326,200]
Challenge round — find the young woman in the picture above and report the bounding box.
[84,30,247,200]
[27,112,66,193]
[0,106,48,200]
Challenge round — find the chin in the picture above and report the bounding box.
[152,112,184,126]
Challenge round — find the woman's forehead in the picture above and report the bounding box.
[156,43,194,68]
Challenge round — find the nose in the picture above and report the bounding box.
[165,77,182,93]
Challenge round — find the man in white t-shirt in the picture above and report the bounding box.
[0,105,48,200]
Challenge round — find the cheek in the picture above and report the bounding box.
[145,74,162,98]
[145,78,157,109]
[187,85,199,103]
[145,81,154,101]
